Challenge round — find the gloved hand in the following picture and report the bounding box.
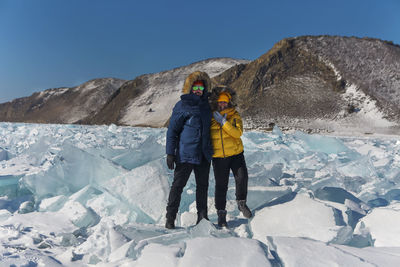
[213,111,227,126]
[166,154,175,170]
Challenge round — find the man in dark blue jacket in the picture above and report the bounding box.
[165,71,213,229]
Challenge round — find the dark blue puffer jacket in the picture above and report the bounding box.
[166,93,213,164]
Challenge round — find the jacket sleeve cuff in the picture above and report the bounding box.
[166,149,175,155]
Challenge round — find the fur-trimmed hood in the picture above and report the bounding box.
[182,71,212,95]
[209,85,238,112]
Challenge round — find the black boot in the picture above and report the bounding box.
[165,216,175,229]
[196,210,209,224]
[237,200,252,218]
[217,210,228,228]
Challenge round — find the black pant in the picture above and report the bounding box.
[212,152,248,211]
[166,157,210,219]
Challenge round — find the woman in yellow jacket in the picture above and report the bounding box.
[210,86,252,228]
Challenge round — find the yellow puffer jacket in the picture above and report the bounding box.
[211,107,244,158]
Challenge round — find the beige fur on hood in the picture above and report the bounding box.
[182,71,212,94]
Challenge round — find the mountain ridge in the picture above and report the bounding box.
[0,78,126,124]
[82,57,249,127]
[212,35,400,134]
[1,35,400,134]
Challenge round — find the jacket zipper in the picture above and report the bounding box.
[220,125,225,158]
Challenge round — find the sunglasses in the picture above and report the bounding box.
[192,86,205,91]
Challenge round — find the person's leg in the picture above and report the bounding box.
[231,153,252,218]
[193,157,211,223]
[166,162,193,227]
[231,152,248,202]
[212,157,231,227]
[212,157,231,211]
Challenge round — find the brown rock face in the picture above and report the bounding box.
[212,36,400,130]
[0,78,126,124]
[80,76,148,126]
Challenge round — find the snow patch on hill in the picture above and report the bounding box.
[120,58,249,127]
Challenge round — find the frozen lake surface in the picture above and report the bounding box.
[1,122,400,266]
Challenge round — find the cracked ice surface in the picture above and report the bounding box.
[1,122,400,266]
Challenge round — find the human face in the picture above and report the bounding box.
[192,85,204,96]
[218,101,228,111]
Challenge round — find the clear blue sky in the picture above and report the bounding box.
[1,0,399,103]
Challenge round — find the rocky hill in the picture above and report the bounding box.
[1,36,400,134]
[0,58,247,127]
[82,58,249,127]
[0,78,126,124]
[213,36,400,134]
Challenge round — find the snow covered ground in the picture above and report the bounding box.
[1,122,400,266]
